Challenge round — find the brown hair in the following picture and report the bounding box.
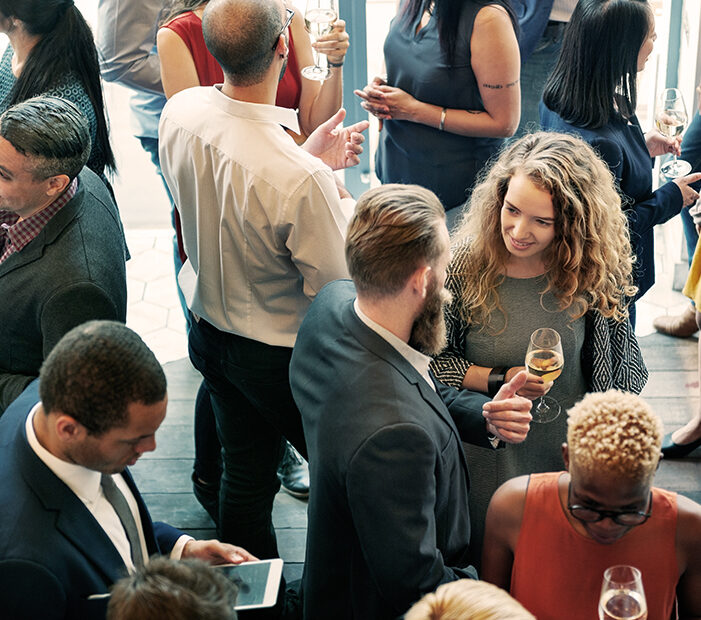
[346,184,446,299]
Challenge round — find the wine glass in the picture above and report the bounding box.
[656,88,692,179]
[301,0,338,81]
[598,565,648,620]
[525,328,564,423]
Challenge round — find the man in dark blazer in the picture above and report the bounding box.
[0,321,255,620]
[0,96,128,411]
[290,185,533,619]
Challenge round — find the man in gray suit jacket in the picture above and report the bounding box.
[290,184,533,619]
[0,96,127,411]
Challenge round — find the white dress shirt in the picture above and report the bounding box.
[25,406,189,571]
[354,299,436,392]
[159,86,354,347]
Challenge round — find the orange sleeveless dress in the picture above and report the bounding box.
[510,472,679,620]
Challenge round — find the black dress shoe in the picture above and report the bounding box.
[277,443,309,499]
[661,432,701,459]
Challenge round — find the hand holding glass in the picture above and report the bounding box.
[525,328,563,423]
[656,88,692,179]
[302,0,338,81]
[598,565,647,620]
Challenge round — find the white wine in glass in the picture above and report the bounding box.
[598,566,648,620]
[301,0,338,81]
[525,328,563,423]
[656,88,692,179]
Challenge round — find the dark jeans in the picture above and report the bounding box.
[681,112,701,268]
[188,316,307,559]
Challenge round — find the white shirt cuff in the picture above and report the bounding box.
[169,534,195,560]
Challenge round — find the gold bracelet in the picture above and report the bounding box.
[439,107,447,131]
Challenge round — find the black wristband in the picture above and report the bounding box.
[487,366,508,397]
[328,60,344,68]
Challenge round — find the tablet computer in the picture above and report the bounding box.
[215,558,284,610]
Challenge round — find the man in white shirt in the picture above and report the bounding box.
[0,321,255,620]
[158,0,367,560]
[289,184,533,618]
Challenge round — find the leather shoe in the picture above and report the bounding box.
[661,432,701,459]
[277,443,309,499]
[652,305,698,338]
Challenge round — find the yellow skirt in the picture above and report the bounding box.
[683,240,701,305]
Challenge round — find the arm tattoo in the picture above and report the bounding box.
[506,78,520,88]
[482,83,502,89]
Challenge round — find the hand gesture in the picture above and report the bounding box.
[181,539,258,565]
[673,172,701,207]
[313,19,349,65]
[303,107,369,170]
[482,370,532,444]
[646,126,682,158]
[354,76,418,122]
[506,366,553,400]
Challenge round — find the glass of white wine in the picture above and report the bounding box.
[525,328,563,423]
[656,88,692,179]
[301,0,338,81]
[598,565,648,620]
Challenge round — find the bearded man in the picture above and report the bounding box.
[289,184,533,619]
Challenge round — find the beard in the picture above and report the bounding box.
[408,276,453,356]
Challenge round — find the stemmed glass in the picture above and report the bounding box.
[525,328,564,423]
[598,565,648,620]
[656,88,692,179]
[301,0,338,81]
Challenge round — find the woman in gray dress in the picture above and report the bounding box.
[432,131,646,566]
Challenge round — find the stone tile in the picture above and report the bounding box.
[276,529,307,564]
[151,424,195,458]
[126,301,169,335]
[140,328,188,365]
[167,308,188,334]
[142,493,215,529]
[639,336,697,371]
[154,232,176,254]
[144,274,181,310]
[641,371,697,399]
[132,458,193,494]
[124,232,156,255]
[272,493,308,529]
[126,278,145,305]
[126,248,174,282]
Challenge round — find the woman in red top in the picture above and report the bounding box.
[157,0,349,140]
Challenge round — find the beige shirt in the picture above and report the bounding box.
[159,86,353,347]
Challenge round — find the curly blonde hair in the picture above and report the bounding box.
[451,132,636,332]
[404,579,535,620]
[567,391,663,483]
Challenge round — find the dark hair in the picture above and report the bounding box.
[159,0,209,27]
[346,184,447,299]
[39,321,167,436]
[107,557,238,620]
[202,0,282,86]
[399,0,517,66]
[542,0,653,128]
[0,95,90,180]
[0,0,116,174]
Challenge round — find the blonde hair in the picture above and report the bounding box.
[451,132,636,332]
[567,391,663,482]
[404,580,535,620]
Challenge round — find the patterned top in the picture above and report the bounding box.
[0,177,78,263]
[0,46,106,177]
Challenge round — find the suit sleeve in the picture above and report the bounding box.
[40,282,125,359]
[153,522,186,554]
[0,560,67,619]
[435,380,493,449]
[591,136,683,236]
[0,372,36,413]
[346,423,470,615]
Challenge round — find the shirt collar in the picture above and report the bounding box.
[353,298,434,384]
[209,84,300,133]
[25,404,102,504]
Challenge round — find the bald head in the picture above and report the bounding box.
[202,0,285,86]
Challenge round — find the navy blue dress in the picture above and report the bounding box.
[376,1,511,211]
[540,102,682,299]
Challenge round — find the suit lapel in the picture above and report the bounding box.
[16,426,130,585]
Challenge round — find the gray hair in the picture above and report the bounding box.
[0,95,90,181]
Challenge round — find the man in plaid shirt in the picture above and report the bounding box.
[0,96,127,412]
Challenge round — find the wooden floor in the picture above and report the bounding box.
[131,331,701,580]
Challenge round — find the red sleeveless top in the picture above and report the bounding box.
[511,472,679,620]
[163,10,303,108]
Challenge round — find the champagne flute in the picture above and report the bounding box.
[525,328,563,423]
[598,565,648,620]
[656,88,692,179]
[301,0,338,81]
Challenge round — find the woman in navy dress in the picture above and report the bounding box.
[355,0,520,224]
[539,0,701,322]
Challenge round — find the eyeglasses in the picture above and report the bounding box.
[272,8,295,50]
[567,485,652,526]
